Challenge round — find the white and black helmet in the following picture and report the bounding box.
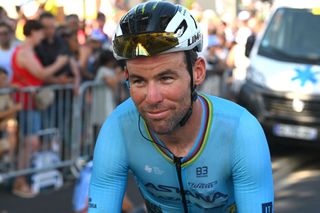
[112,0,203,60]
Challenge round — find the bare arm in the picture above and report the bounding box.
[78,46,94,80]
[70,57,81,95]
[226,46,235,69]
[0,103,22,120]
[18,48,69,80]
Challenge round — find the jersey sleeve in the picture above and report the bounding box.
[88,115,129,213]
[232,110,274,213]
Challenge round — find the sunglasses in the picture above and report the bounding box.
[113,32,179,59]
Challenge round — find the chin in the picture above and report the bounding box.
[146,120,176,135]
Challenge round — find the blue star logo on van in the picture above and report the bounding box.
[291,66,320,87]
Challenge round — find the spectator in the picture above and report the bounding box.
[219,20,235,50]
[0,67,21,171]
[204,34,228,74]
[92,12,111,48]
[57,26,81,60]
[11,19,68,198]
[225,11,252,100]
[235,10,252,47]
[36,12,80,92]
[0,7,16,32]
[60,29,80,61]
[0,21,19,83]
[95,50,123,90]
[92,50,123,138]
[200,35,228,96]
[65,14,86,45]
[36,12,80,151]
[245,17,264,57]
[78,30,104,81]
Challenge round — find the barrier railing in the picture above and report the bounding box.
[0,82,116,183]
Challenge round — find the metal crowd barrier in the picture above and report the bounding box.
[0,82,117,183]
[199,66,233,99]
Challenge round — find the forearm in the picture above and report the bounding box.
[70,58,81,86]
[80,69,94,80]
[0,108,17,120]
[41,63,65,79]
[70,58,80,78]
[43,76,61,84]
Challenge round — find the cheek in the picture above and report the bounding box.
[130,83,190,107]
[130,87,145,106]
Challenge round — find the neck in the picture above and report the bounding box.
[157,98,203,157]
[24,38,33,47]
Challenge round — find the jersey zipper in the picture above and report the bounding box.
[173,156,189,213]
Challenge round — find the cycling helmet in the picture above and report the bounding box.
[112,0,203,60]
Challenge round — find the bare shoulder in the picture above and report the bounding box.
[16,47,37,68]
[18,47,33,59]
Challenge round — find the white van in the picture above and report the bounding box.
[238,1,320,144]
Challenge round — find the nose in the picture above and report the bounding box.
[145,81,163,105]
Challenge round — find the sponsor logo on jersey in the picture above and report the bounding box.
[144,165,164,175]
[145,165,152,173]
[262,202,273,213]
[145,182,229,209]
[145,199,163,213]
[88,197,97,209]
[188,181,217,189]
[196,166,208,177]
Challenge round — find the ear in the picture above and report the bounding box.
[124,68,130,89]
[124,68,129,80]
[193,57,206,86]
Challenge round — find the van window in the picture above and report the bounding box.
[258,8,320,65]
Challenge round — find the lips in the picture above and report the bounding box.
[145,110,169,120]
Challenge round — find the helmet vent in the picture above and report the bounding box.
[174,20,187,37]
[121,21,130,34]
[160,16,172,31]
[137,16,150,32]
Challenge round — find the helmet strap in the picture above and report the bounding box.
[179,51,198,127]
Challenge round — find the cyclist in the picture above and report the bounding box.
[89,1,274,212]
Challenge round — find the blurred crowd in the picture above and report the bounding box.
[0,1,271,212]
[0,4,130,200]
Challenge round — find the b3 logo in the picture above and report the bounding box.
[196,166,208,177]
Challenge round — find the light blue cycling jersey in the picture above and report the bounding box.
[89,94,274,213]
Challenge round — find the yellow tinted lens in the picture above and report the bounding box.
[113,32,178,59]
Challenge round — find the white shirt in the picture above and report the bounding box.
[0,41,19,82]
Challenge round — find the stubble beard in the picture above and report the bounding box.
[142,100,191,135]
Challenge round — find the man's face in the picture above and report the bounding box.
[97,17,105,30]
[0,26,11,47]
[67,17,79,32]
[40,17,56,39]
[126,52,191,135]
[31,29,44,45]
